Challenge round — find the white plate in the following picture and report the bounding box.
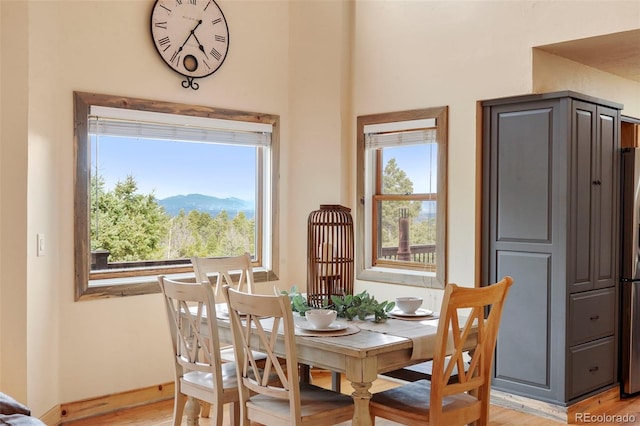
[296,322,349,332]
[389,308,434,318]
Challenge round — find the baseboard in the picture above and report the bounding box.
[490,389,569,423]
[56,382,174,424]
[39,404,62,426]
[45,378,619,425]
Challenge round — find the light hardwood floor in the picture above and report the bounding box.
[62,371,640,425]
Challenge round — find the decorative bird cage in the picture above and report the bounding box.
[307,205,354,308]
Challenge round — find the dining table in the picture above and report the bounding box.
[191,303,471,426]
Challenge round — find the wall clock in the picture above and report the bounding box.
[150,0,230,90]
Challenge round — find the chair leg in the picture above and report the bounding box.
[211,400,224,426]
[229,401,240,426]
[173,393,187,426]
[476,383,491,426]
[200,401,211,418]
[299,363,311,383]
[331,371,341,392]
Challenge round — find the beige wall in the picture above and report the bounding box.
[352,0,640,308]
[0,0,639,417]
[1,0,295,414]
[533,50,640,116]
[1,0,29,405]
[286,0,354,291]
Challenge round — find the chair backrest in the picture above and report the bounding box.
[429,276,513,425]
[158,275,226,397]
[222,286,302,421]
[191,252,255,298]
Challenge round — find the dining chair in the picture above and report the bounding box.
[222,285,355,425]
[192,252,255,299]
[370,276,514,426]
[158,275,240,426]
[191,253,266,360]
[191,253,269,419]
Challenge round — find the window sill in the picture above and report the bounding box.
[77,268,279,301]
[357,266,441,289]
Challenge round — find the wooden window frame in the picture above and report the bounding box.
[356,106,447,289]
[73,92,280,300]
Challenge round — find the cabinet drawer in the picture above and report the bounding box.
[568,337,615,399]
[568,288,615,346]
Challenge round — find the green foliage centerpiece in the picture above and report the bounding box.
[280,287,395,323]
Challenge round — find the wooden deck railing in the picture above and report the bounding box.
[91,243,437,271]
[380,244,436,264]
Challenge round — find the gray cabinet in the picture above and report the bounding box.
[482,91,621,405]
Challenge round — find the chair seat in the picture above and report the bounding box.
[182,362,240,391]
[247,382,353,423]
[370,379,480,423]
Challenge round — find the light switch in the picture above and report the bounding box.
[37,233,45,257]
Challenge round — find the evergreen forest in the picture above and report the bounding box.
[90,157,435,264]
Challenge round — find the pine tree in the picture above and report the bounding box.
[381,158,423,247]
[91,175,170,261]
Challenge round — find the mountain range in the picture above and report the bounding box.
[158,194,255,218]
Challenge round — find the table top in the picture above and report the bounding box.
[213,304,443,373]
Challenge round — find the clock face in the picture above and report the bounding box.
[151,0,229,79]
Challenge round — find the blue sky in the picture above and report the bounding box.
[92,136,435,201]
[383,144,437,194]
[93,136,257,200]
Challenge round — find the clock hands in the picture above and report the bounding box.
[178,20,203,54]
[176,20,208,61]
[176,19,209,80]
[191,32,209,59]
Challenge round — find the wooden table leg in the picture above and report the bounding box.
[345,355,377,426]
[185,396,201,426]
[351,381,373,426]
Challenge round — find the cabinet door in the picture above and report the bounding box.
[593,105,619,290]
[484,98,568,404]
[569,101,596,293]
[569,102,619,293]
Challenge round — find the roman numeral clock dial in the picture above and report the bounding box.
[151,0,229,90]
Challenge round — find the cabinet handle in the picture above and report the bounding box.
[592,180,602,185]
[590,315,600,321]
[589,366,599,373]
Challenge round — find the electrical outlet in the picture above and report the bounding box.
[37,233,45,257]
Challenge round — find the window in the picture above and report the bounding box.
[74,92,280,300]
[356,107,447,289]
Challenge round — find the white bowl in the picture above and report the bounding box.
[305,309,337,329]
[395,297,423,314]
